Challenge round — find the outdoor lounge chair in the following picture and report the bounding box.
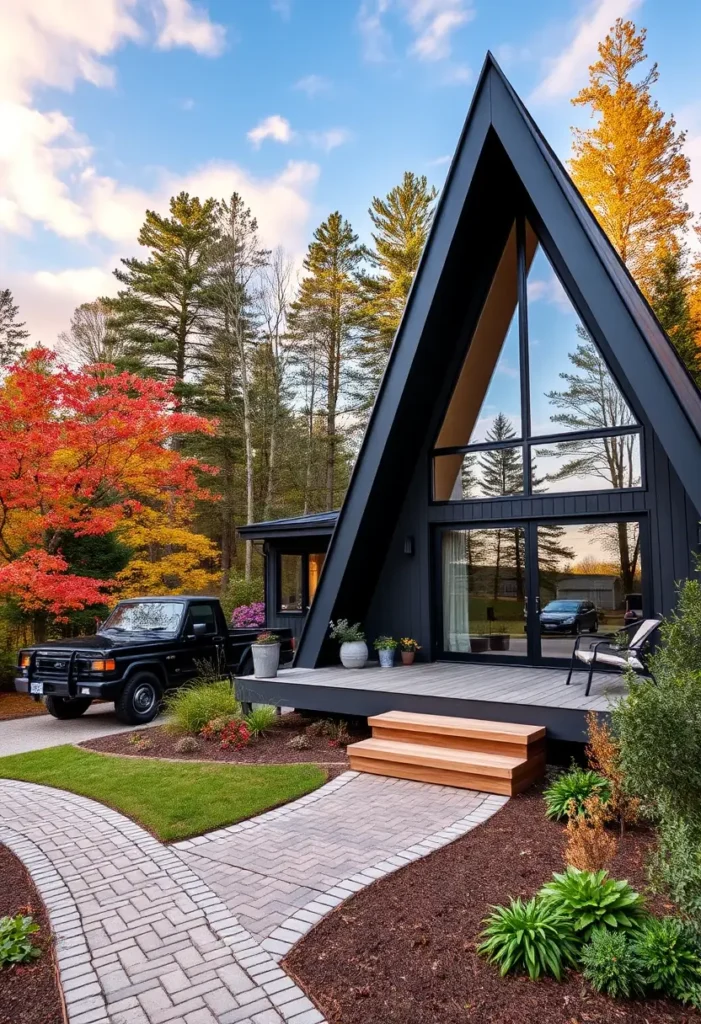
[565,617,662,696]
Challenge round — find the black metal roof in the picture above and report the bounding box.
[238,510,339,539]
[293,53,701,669]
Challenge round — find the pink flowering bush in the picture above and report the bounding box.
[231,602,265,628]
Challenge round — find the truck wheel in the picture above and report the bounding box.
[115,673,162,725]
[45,696,93,719]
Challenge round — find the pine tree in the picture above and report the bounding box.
[0,288,29,365]
[107,192,217,403]
[479,414,523,598]
[201,194,269,582]
[649,249,701,385]
[570,19,691,297]
[288,212,364,509]
[357,172,437,404]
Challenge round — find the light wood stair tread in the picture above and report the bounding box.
[367,710,545,744]
[348,737,528,778]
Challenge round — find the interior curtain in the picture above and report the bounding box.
[442,530,471,653]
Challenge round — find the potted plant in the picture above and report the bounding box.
[399,637,421,665]
[489,633,511,651]
[329,620,368,669]
[252,631,280,678]
[373,635,398,668]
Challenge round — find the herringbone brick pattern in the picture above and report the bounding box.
[175,773,506,949]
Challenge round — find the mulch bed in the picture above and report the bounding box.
[0,844,65,1024]
[285,788,699,1024]
[0,692,47,722]
[82,714,369,778]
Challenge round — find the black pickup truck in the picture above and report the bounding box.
[15,596,293,725]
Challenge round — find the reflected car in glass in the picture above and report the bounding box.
[539,600,598,635]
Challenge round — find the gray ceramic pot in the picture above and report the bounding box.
[252,642,280,678]
[340,640,368,669]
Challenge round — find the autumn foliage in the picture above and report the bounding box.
[0,348,215,620]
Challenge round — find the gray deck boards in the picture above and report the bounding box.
[240,661,625,713]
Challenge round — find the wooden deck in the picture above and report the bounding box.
[236,661,627,743]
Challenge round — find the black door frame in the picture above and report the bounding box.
[432,513,652,668]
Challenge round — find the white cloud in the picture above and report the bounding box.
[406,1,474,62]
[441,62,472,84]
[0,101,92,237]
[154,0,226,56]
[358,0,392,62]
[247,115,294,148]
[358,0,472,63]
[308,128,352,152]
[428,153,451,166]
[6,265,118,348]
[293,74,331,98]
[530,0,641,104]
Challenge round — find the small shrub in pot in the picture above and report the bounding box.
[329,619,368,669]
[373,635,398,668]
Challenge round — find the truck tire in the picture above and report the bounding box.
[115,672,162,725]
[45,696,93,719]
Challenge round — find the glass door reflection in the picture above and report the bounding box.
[537,521,641,661]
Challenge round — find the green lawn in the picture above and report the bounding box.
[0,746,326,842]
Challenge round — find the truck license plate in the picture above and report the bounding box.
[30,682,43,695]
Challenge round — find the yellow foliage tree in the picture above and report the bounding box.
[570,19,691,297]
[116,506,220,598]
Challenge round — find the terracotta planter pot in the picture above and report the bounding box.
[401,651,416,665]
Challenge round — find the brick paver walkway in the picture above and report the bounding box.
[0,773,507,1024]
[174,772,508,957]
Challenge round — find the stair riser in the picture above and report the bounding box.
[348,756,520,796]
[371,726,544,760]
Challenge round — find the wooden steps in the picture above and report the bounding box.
[347,711,546,796]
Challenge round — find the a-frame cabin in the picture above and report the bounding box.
[237,54,701,746]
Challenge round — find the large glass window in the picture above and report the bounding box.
[279,554,303,612]
[432,217,641,502]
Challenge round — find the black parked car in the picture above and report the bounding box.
[539,599,599,635]
[15,596,293,725]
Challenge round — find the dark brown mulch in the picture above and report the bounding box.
[285,788,699,1024]
[0,693,47,722]
[81,713,370,770]
[0,844,65,1024]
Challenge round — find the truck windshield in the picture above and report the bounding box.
[102,602,185,634]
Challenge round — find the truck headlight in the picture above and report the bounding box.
[563,617,575,625]
[19,653,30,668]
[91,658,116,671]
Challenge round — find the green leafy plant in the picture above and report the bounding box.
[253,632,279,646]
[165,681,241,735]
[544,767,612,820]
[329,619,365,643]
[0,914,41,967]
[245,705,278,738]
[372,635,398,651]
[580,928,645,999]
[539,867,645,941]
[634,916,701,1005]
[478,897,579,980]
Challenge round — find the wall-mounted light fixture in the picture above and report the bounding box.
[403,535,415,556]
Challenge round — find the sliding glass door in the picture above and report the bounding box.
[440,525,531,659]
[437,517,645,664]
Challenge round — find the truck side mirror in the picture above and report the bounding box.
[192,622,208,638]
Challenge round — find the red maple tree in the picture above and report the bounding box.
[0,348,215,632]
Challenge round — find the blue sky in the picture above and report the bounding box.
[2,0,701,346]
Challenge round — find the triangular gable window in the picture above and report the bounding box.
[433,218,641,502]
